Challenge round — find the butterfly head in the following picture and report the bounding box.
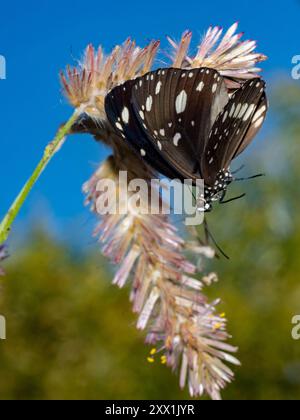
[198,170,234,212]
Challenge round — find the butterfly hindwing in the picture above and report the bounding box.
[233,91,268,159]
[202,78,267,185]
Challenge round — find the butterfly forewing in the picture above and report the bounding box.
[105,80,180,179]
[131,67,229,180]
[202,78,268,185]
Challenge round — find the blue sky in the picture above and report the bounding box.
[0,0,299,244]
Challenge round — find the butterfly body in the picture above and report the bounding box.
[199,170,234,212]
[105,67,268,212]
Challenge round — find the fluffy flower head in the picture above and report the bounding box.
[61,39,160,120]
[168,22,267,84]
[83,155,240,400]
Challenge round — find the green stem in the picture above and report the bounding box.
[0,108,81,245]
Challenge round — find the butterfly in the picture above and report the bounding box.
[104,67,268,212]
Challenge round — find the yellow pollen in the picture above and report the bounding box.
[213,323,223,331]
[147,357,155,364]
[220,313,226,318]
[150,348,157,356]
[161,356,167,365]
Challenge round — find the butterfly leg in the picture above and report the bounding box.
[204,219,230,260]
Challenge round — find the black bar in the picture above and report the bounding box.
[101,401,210,416]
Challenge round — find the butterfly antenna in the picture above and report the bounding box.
[235,173,265,182]
[204,219,230,260]
[220,193,246,205]
[231,164,245,175]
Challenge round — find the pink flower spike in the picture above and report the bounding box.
[83,154,240,400]
[167,22,267,82]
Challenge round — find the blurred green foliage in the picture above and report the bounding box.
[0,232,191,400]
[1,82,300,400]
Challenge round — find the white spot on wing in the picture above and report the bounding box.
[229,103,236,117]
[234,103,242,118]
[146,96,153,112]
[222,111,228,123]
[140,149,146,157]
[238,103,249,119]
[155,81,162,95]
[243,104,256,121]
[254,116,264,128]
[175,90,188,114]
[196,81,205,92]
[252,105,266,122]
[212,83,218,93]
[173,133,182,146]
[121,107,129,124]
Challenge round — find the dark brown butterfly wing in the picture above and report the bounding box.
[105,79,180,179]
[131,67,229,179]
[233,92,268,159]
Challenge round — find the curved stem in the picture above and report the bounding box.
[0,108,81,245]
